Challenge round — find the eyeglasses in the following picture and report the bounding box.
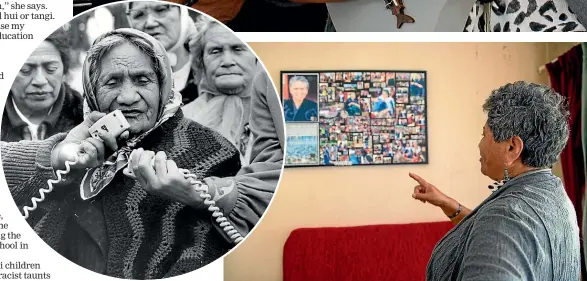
[127,4,175,23]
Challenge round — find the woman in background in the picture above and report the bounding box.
[410,81,580,280]
[184,21,261,164]
[201,71,284,241]
[125,2,201,104]
[2,28,83,142]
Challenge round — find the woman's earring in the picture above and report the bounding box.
[488,166,510,191]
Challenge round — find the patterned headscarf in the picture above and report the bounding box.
[79,28,182,200]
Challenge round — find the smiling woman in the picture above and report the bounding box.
[284,75,318,122]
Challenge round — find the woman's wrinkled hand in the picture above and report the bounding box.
[128,148,206,209]
[51,111,129,172]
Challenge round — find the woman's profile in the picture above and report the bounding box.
[411,81,580,280]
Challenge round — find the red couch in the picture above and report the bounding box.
[283,221,454,281]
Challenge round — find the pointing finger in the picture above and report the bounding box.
[409,172,429,186]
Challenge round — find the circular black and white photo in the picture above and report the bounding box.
[0,1,284,279]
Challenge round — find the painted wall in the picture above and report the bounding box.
[224,42,552,281]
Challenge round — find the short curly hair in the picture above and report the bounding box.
[289,75,310,91]
[483,81,570,168]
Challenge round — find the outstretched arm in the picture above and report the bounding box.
[3,111,128,211]
[203,72,284,242]
[409,173,472,225]
[1,134,66,207]
[435,196,472,225]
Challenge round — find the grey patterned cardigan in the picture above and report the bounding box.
[426,169,580,281]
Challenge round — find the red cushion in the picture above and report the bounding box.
[283,221,454,281]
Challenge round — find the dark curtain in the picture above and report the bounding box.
[582,42,587,276]
[546,44,586,277]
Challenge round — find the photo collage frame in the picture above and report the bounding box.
[281,70,428,167]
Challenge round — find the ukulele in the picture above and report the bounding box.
[326,0,477,32]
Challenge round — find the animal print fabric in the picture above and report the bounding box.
[464,0,586,31]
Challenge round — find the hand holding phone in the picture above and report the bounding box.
[51,111,130,172]
[88,110,130,142]
[123,148,155,179]
[124,148,203,208]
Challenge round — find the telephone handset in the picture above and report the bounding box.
[88,109,130,141]
[22,110,244,244]
[22,110,129,220]
[79,110,131,201]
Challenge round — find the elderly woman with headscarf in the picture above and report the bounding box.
[409,81,580,280]
[180,21,285,240]
[125,2,202,104]
[2,64,285,260]
[183,20,261,165]
[5,28,242,279]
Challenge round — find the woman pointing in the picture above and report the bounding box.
[411,81,580,281]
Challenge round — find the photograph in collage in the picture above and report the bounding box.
[286,123,320,166]
[282,73,319,122]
